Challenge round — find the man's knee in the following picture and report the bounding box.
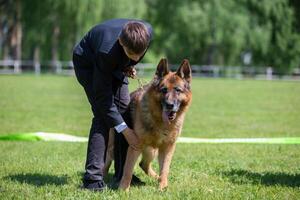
[90,117,109,136]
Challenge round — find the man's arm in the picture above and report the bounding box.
[93,54,141,150]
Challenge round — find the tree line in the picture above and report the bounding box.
[0,0,299,74]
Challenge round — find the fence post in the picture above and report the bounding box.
[55,61,62,74]
[213,66,220,77]
[266,67,273,80]
[34,60,41,75]
[14,60,21,74]
[138,63,144,76]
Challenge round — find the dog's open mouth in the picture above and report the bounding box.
[162,111,177,124]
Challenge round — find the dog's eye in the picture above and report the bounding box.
[160,87,168,94]
[175,87,183,93]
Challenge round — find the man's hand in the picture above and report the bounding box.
[122,127,141,151]
[124,66,137,79]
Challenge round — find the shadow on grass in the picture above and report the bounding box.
[221,169,300,187]
[5,173,68,186]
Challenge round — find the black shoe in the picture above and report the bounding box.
[131,174,145,186]
[110,174,145,188]
[109,176,120,190]
[82,180,106,191]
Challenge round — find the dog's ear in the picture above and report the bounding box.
[176,59,191,83]
[155,58,169,78]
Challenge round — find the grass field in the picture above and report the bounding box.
[0,74,299,199]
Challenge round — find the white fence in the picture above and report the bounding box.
[0,60,299,80]
[0,60,74,75]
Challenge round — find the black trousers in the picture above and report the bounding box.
[73,54,131,182]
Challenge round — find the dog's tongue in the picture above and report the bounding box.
[162,111,176,125]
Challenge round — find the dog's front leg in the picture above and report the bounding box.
[119,147,141,191]
[158,143,176,191]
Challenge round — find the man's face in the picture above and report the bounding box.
[119,39,146,62]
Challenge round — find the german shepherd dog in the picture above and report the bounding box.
[104,58,192,191]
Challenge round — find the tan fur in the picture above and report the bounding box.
[104,58,192,191]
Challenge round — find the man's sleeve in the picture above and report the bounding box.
[114,122,128,133]
[92,54,125,128]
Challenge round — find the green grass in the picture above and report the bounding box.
[0,74,300,199]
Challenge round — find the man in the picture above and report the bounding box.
[72,18,153,191]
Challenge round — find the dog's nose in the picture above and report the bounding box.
[165,102,174,110]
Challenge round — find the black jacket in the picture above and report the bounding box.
[73,18,153,128]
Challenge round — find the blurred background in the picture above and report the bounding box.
[0,2,300,198]
[0,0,300,78]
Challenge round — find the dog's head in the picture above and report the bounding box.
[151,58,192,125]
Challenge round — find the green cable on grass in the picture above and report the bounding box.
[0,132,42,141]
[0,132,88,142]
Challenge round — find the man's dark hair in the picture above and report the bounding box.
[119,21,150,54]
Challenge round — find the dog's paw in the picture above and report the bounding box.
[158,178,168,191]
[119,184,130,192]
[152,173,159,180]
[119,179,131,192]
[158,184,168,191]
[148,170,159,180]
